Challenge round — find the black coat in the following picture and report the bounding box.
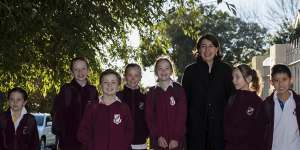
[182,58,235,150]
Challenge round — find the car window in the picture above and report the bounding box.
[34,115,44,126]
[46,116,52,126]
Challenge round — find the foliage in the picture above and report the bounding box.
[138,3,267,79]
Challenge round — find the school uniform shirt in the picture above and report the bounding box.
[0,107,39,150]
[77,96,134,150]
[224,90,262,150]
[257,90,300,150]
[145,81,187,150]
[182,57,235,150]
[272,91,300,150]
[117,86,149,149]
[52,79,98,150]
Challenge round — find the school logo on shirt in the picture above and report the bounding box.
[22,126,29,135]
[139,102,144,110]
[170,96,176,106]
[246,106,255,116]
[113,114,122,125]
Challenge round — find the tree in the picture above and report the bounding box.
[0,0,166,112]
[267,0,300,44]
[138,3,267,79]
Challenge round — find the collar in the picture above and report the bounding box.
[10,107,27,130]
[273,90,293,104]
[124,85,140,91]
[98,96,121,104]
[155,79,174,89]
[71,79,90,88]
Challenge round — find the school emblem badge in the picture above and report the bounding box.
[113,114,122,125]
[170,96,176,106]
[22,126,29,135]
[246,106,254,116]
[139,102,144,110]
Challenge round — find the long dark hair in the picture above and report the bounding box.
[194,33,222,61]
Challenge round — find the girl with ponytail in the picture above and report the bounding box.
[224,64,263,150]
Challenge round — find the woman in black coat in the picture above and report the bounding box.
[182,34,235,150]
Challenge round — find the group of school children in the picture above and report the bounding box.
[0,33,300,150]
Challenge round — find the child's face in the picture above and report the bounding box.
[125,67,141,89]
[9,91,27,112]
[271,73,292,95]
[199,39,219,62]
[101,74,119,96]
[156,60,172,82]
[72,60,89,82]
[232,69,249,90]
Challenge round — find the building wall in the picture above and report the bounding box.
[287,38,300,94]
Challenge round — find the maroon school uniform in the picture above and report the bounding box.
[117,86,149,146]
[145,82,187,150]
[224,90,262,150]
[77,97,134,150]
[52,79,98,150]
[0,109,39,150]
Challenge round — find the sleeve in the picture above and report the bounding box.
[224,65,236,103]
[123,104,134,146]
[29,116,40,150]
[145,89,158,138]
[0,115,5,150]
[181,67,191,99]
[51,85,66,137]
[77,103,94,149]
[252,101,267,150]
[173,87,187,141]
[90,86,99,101]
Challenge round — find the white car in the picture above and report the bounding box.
[32,113,56,148]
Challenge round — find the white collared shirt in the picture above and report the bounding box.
[10,107,27,131]
[98,96,121,104]
[156,79,174,91]
[272,90,300,150]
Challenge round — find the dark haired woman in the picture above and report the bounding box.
[182,34,235,150]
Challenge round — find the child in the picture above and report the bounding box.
[224,64,263,150]
[145,56,187,150]
[117,63,149,150]
[258,64,300,150]
[0,87,39,150]
[51,57,98,150]
[77,69,133,150]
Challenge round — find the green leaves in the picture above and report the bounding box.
[0,0,166,112]
[138,3,267,80]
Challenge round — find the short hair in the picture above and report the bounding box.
[271,64,291,78]
[70,57,89,71]
[7,87,28,101]
[100,69,122,85]
[124,63,142,76]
